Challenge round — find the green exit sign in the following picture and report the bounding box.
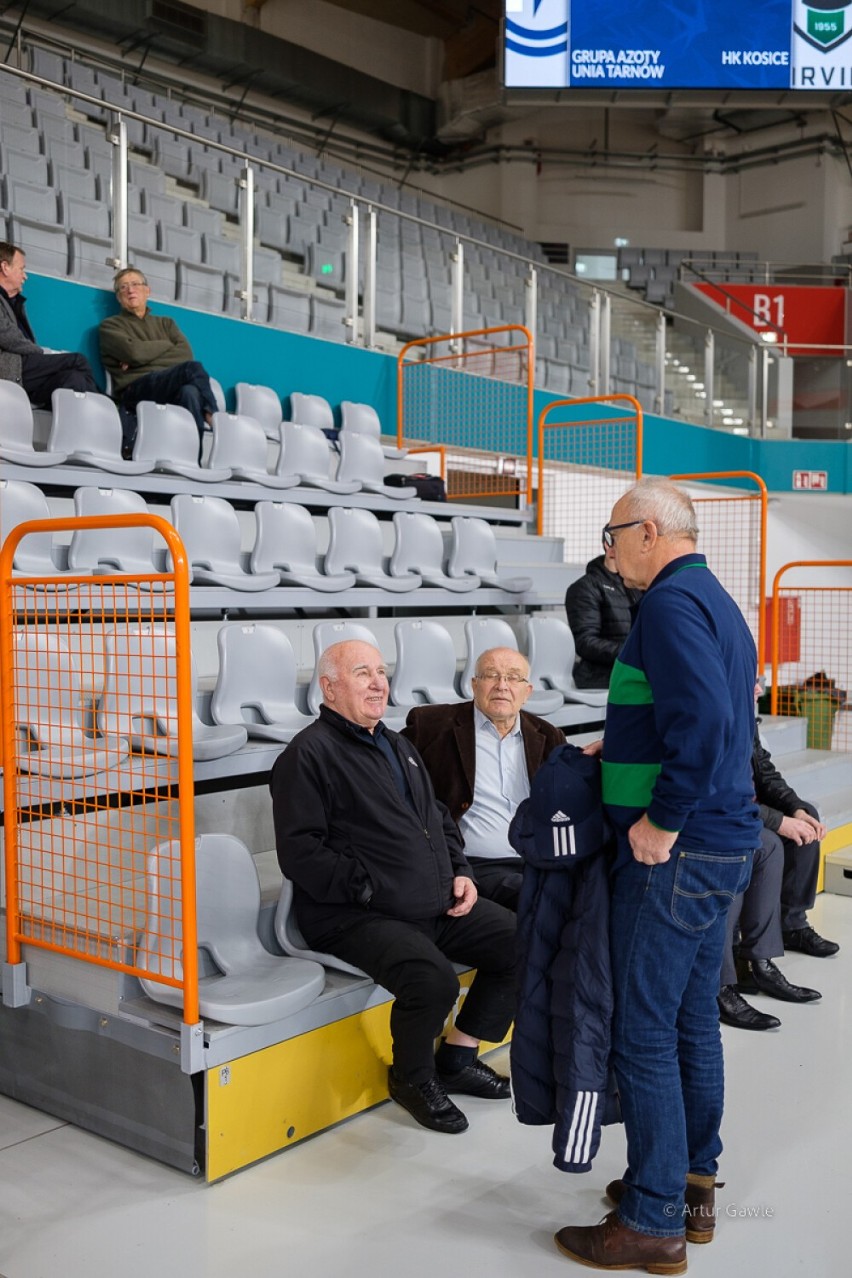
[321,263,334,275]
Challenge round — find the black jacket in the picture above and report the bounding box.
[509,745,619,1173]
[564,555,642,689]
[270,705,471,942]
[753,725,807,832]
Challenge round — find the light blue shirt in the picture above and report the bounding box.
[459,706,530,860]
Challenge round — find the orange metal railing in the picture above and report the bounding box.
[0,513,200,1025]
[769,560,852,753]
[668,471,768,667]
[535,394,643,560]
[397,326,535,505]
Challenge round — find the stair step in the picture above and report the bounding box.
[760,715,807,756]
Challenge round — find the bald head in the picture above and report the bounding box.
[319,640,389,731]
[471,646,532,736]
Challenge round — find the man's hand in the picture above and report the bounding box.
[582,738,604,757]
[628,814,678,865]
[778,811,825,844]
[447,875,477,917]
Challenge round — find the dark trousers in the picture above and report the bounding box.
[21,351,98,406]
[315,899,517,1083]
[468,855,523,912]
[119,360,216,453]
[779,800,821,931]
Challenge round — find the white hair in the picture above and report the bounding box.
[622,478,698,543]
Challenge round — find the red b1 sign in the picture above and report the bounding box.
[792,470,828,490]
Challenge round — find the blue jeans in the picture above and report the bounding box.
[119,360,216,455]
[610,841,754,1237]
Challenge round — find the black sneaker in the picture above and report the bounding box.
[782,925,840,958]
[387,1069,468,1133]
[436,1057,511,1100]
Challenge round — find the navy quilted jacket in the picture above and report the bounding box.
[509,744,619,1173]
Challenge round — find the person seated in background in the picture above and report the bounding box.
[718,685,839,1030]
[270,640,516,1136]
[0,241,99,405]
[99,267,217,459]
[402,646,564,911]
[564,537,642,689]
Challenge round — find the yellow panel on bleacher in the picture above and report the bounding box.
[205,969,512,1182]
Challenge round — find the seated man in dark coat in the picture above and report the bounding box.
[270,640,516,1136]
[564,540,642,689]
[0,241,98,405]
[402,646,564,911]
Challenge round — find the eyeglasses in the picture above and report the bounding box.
[601,519,645,548]
[116,281,148,294]
[474,670,529,684]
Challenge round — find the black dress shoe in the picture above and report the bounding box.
[734,953,758,994]
[387,1069,469,1133]
[437,1057,511,1099]
[718,984,781,1030]
[782,925,840,958]
[750,958,821,1003]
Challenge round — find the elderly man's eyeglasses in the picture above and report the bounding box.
[475,670,529,684]
[601,519,644,548]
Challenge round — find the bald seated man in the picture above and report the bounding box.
[270,640,517,1136]
[402,646,565,910]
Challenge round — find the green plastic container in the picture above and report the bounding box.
[797,691,837,751]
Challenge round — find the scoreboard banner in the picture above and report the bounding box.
[504,0,852,90]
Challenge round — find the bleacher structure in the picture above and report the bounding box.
[1,41,851,1184]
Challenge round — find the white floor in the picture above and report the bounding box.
[2,891,851,1278]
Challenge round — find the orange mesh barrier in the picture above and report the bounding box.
[397,326,534,505]
[668,472,768,666]
[0,514,199,1025]
[535,395,643,560]
[769,561,852,753]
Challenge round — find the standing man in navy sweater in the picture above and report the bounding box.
[554,479,762,1274]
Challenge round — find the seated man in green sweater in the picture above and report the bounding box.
[99,267,218,458]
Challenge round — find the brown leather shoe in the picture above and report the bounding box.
[554,1211,687,1274]
[605,1174,723,1244]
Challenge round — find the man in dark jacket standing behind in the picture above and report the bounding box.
[270,640,516,1137]
[564,541,642,689]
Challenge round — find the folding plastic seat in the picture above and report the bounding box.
[208,412,299,489]
[67,486,168,583]
[202,233,240,273]
[98,624,248,760]
[28,46,66,83]
[0,479,87,604]
[325,507,419,593]
[235,382,283,440]
[12,631,129,778]
[9,214,67,277]
[139,832,326,1024]
[268,284,311,334]
[133,402,231,482]
[337,433,418,500]
[310,294,346,342]
[209,378,227,412]
[48,390,155,476]
[390,512,476,593]
[340,400,407,460]
[0,381,67,466]
[275,422,359,494]
[67,230,114,288]
[251,502,355,592]
[170,494,279,592]
[176,261,225,312]
[183,203,223,236]
[253,246,283,287]
[160,222,202,261]
[211,622,314,743]
[5,178,59,225]
[459,617,562,715]
[389,619,465,709]
[525,615,609,709]
[274,877,368,978]
[289,391,333,431]
[447,517,533,593]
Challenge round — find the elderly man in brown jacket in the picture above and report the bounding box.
[402,646,564,910]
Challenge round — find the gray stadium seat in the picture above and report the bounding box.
[0,380,67,466]
[289,390,333,430]
[170,494,280,592]
[99,625,248,761]
[67,485,166,581]
[9,214,67,276]
[134,401,232,482]
[274,877,368,978]
[340,400,407,460]
[250,501,356,592]
[459,617,563,714]
[139,833,325,1025]
[526,615,609,709]
[49,390,155,476]
[447,517,532,593]
[176,260,225,312]
[0,479,81,586]
[211,622,314,743]
[310,293,346,342]
[390,511,477,592]
[235,382,283,440]
[325,507,420,593]
[275,421,359,494]
[389,619,465,708]
[207,411,299,488]
[336,432,417,499]
[268,284,311,333]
